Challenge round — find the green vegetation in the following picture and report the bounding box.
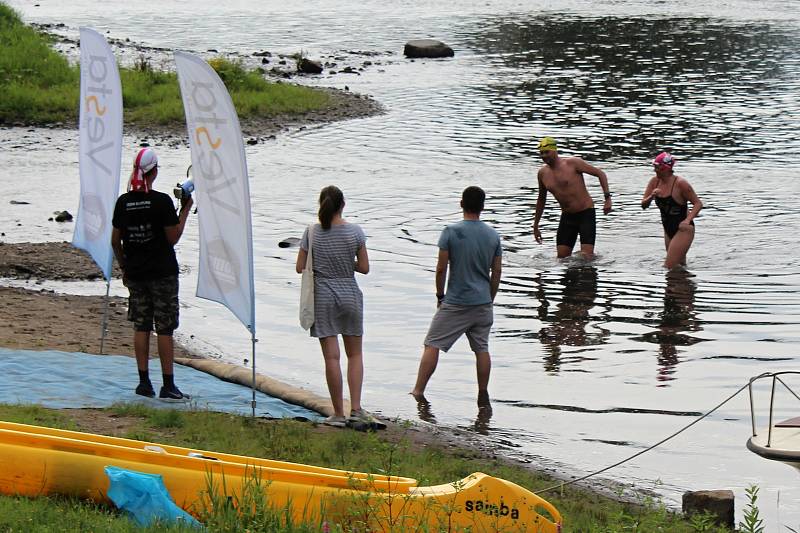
[0,403,732,532]
[0,2,330,128]
[738,485,765,533]
[0,3,76,124]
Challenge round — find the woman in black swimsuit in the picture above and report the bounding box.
[641,152,703,269]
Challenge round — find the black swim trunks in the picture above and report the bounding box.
[556,208,596,248]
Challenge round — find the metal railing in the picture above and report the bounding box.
[748,371,800,448]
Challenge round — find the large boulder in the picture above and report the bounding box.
[403,39,454,59]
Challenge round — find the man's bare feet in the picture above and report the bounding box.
[410,390,427,402]
[411,393,436,423]
[477,389,490,407]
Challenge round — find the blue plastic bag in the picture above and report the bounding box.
[105,466,201,527]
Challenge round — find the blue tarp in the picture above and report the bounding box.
[0,347,321,420]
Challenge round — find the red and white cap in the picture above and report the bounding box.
[129,148,158,192]
[135,148,158,173]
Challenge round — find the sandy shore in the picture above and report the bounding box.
[0,242,196,357]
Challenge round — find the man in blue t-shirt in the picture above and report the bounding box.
[411,186,502,403]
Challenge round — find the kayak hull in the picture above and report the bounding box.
[0,420,561,531]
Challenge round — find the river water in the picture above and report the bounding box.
[4,0,800,528]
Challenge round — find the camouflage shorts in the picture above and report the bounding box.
[126,275,179,335]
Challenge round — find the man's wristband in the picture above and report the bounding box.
[436,293,445,301]
[604,191,612,199]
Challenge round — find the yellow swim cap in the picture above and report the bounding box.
[538,137,558,151]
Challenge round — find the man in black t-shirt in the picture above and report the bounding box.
[112,148,193,400]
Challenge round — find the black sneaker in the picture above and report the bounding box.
[159,386,190,401]
[135,382,155,398]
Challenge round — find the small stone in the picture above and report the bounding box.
[54,210,73,222]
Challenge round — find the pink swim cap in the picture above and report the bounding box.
[653,152,675,168]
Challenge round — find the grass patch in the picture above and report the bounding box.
[0,1,331,128]
[0,403,75,428]
[0,4,77,124]
[0,403,732,531]
[0,494,197,533]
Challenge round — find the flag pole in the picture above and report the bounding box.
[250,329,257,417]
[99,278,111,354]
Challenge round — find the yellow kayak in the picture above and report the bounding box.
[0,420,562,532]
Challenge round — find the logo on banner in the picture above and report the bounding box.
[83,53,115,175]
[187,78,245,294]
[81,194,107,241]
[205,238,240,292]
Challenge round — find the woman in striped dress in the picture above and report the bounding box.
[296,186,370,427]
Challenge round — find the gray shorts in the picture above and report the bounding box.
[423,303,494,353]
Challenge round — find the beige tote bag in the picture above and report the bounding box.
[299,225,315,329]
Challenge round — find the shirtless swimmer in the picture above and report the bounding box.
[532,137,612,258]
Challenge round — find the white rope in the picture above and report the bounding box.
[534,380,756,495]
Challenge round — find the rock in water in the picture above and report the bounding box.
[54,210,73,222]
[403,39,454,58]
[298,58,323,74]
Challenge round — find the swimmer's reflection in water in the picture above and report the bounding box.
[536,266,609,372]
[654,269,701,383]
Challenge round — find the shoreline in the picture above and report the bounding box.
[3,21,386,143]
[1,85,383,146]
[0,240,640,506]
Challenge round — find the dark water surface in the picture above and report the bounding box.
[4,0,800,527]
